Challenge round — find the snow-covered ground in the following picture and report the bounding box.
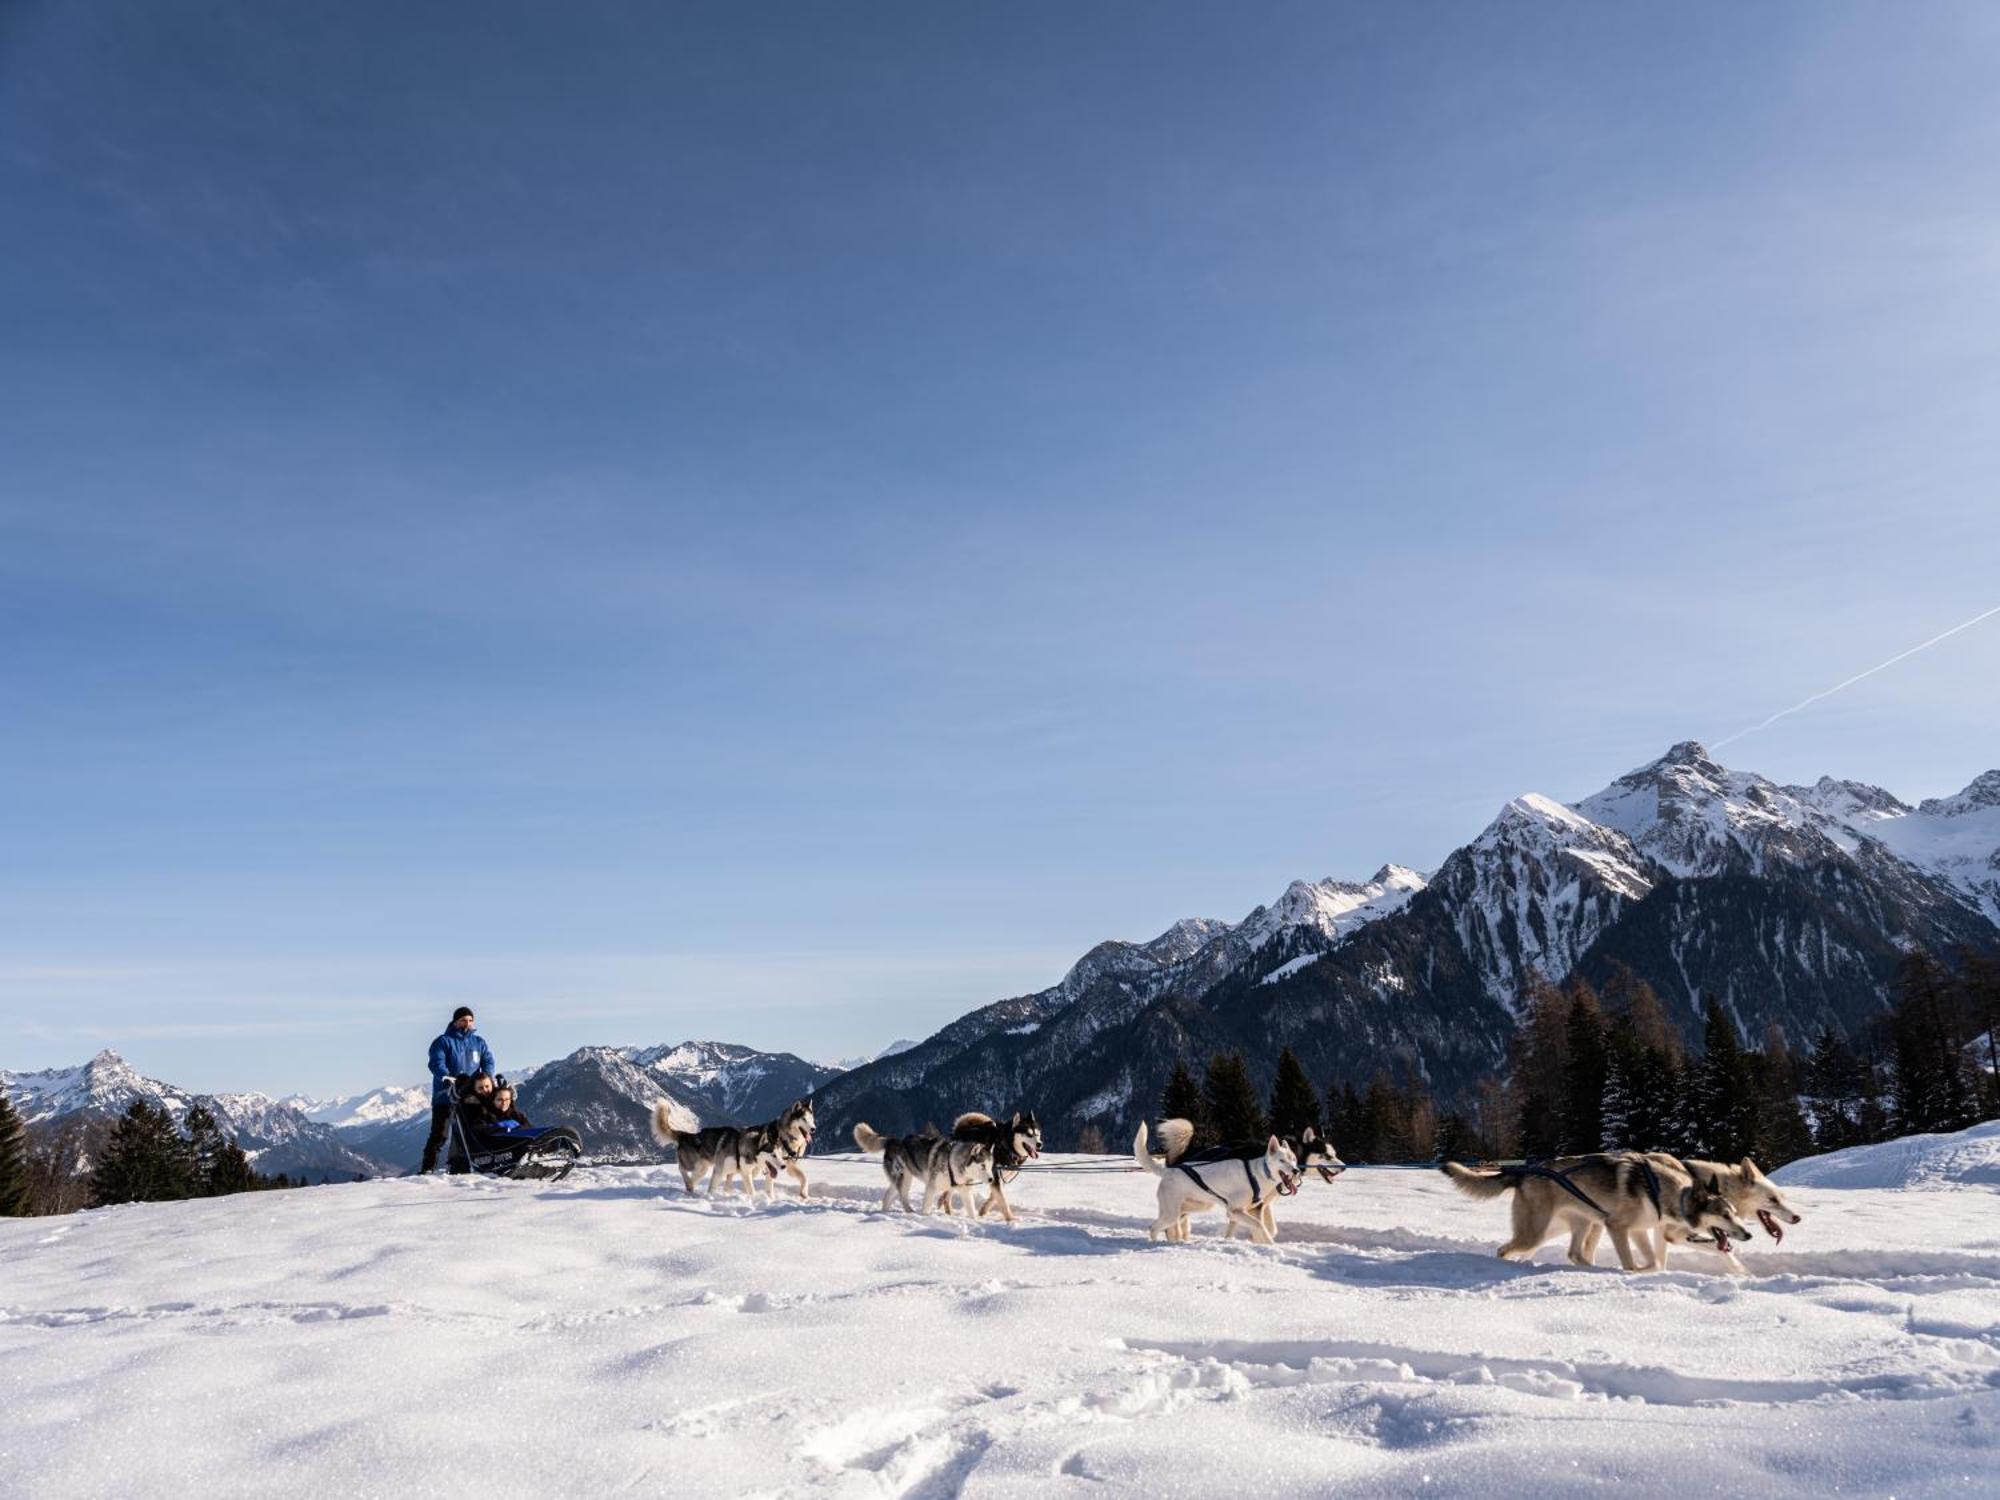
[5,1153,2000,1498]
[1777,1119,2000,1192]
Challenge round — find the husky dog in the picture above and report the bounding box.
[1443,1154,1751,1270]
[854,1112,1042,1220]
[932,1111,1043,1222]
[1578,1154,1802,1271]
[650,1097,816,1202]
[850,1121,942,1213]
[1134,1120,1302,1244]
[1152,1120,1342,1242]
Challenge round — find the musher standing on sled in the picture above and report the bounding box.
[419,1006,496,1173]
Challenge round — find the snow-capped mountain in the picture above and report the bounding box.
[284,1084,431,1130]
[625,1040,838,1123]
[811,858,1432,1137]
[0,1051,390,1181]
[812,743,2000,1147]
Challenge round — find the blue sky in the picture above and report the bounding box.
[3,3,1998,1096]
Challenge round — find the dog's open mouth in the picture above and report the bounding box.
[1757,1210,1784,1243]
[1315,1165,1345,1183]
[1710,1226,1732,1252]
[1279,1174,1300,1196]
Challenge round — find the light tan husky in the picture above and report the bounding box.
[1443,1154,1751,1270]
[1575,1154,1803,1271]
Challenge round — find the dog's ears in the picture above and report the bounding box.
[1267,1134,1282,1154]
[1705,1173,1722,1194]
[1302,1126,1316,1143]
[1009,1112,1021,1128]
[1739,1156,1761,1179]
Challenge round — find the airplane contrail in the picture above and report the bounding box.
[1713,602,2000,751]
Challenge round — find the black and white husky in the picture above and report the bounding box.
[651,1097,816,1202]
[1132,1119,1302,1244]
[853,1111,1042,1222]
[1151,1119,1343,1242]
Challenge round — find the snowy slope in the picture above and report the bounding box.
[5,1157,1998,1499]
[1775,1119,2000,1191]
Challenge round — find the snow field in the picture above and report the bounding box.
[4,1156,2000,1498]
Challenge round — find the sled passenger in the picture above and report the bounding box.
[419,1006,497,1174]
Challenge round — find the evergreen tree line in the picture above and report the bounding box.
[0,1088,299,1216]
[1140,949,1999,1168]
[89,1098,294,1207]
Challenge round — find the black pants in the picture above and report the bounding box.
[420,1101,456,1173]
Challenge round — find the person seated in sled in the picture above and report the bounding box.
[483,1082,530,1134]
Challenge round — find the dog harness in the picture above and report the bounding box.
[1177,1157,1275,1212]
[1500,1161,1610,1218]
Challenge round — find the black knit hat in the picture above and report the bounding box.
[452,1006,475,1023]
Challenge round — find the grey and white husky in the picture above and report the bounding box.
[853,1111,1043,1222]
[1576,1154,1803,1271]
[651,1097,816,1202]
[1133,1119,1302,1245]
[1443,1153,1751,1270]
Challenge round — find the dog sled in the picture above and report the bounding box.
[442,1077,583,1182]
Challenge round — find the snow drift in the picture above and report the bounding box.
[1775,1118,2000,1192]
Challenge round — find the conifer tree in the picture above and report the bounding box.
[1805,1026,1859,1151]
[0,1088,29,1217]
[1160,1057,1208,1144]
[183,1103,225,1196]
[91,1099,197,1207]
[1268,1047,1321,1141]
[1432,1109,1474,1164]
[1692,995,1757,1161]
[1202,1052,1266,1146]
[1561,982,1607,1153]
[1751,1024,1815,1168]
[1328,1080,1367,1160]
[208,1139,260,1196]
[1889,952,1977,1135]
[1598,1025,1637,1150]
[1510,975,1569,1158]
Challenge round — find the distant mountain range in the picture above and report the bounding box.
[11,741,1997,1170]
[811,742,2000,1147]
[2,1040,847,1179]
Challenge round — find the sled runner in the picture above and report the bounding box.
[442,1077,583,1182]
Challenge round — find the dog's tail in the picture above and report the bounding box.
[852,1122,888,1153]
[951,1111,995,1141]
[1132,1121,1167,1177]
[1440,1161,1516,1199]
[652,1099,701,1147]
[1155,1117,1195,1165]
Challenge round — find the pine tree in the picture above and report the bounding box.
[1202,1052,1266,1146]
[0,1088,29,1217]
[183,1103,225,1196]
[1268,1047,1321,1141]
[1432,1110,1474,1164]
[1889,952,1977,1135]
[1692,995,1757,1161]
[1745,1026,1814,1169]
[1329,1080,1367,1160]
[1854,1046,1892,1145]
[1160,1057,1209,1145]
[1073,1123,1108,1155]
[1598,1024,1637,1150]
[1959,949,2000,1118]
[208,1140,260,1196]
[1510,975,1569,1158]
[1561,983,1607,1153]
[1804,1026,1860,1151]
[91,1100,197,1207]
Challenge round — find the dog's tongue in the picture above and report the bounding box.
[1711,1227,1730,1251]
[1758,1210,1784,1243]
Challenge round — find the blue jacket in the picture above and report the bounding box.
[429,1028,496,1100]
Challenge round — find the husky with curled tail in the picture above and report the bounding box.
[851,1121,940,1212]
[650,1096,816,1201]
[1133,1119,1301,1244]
